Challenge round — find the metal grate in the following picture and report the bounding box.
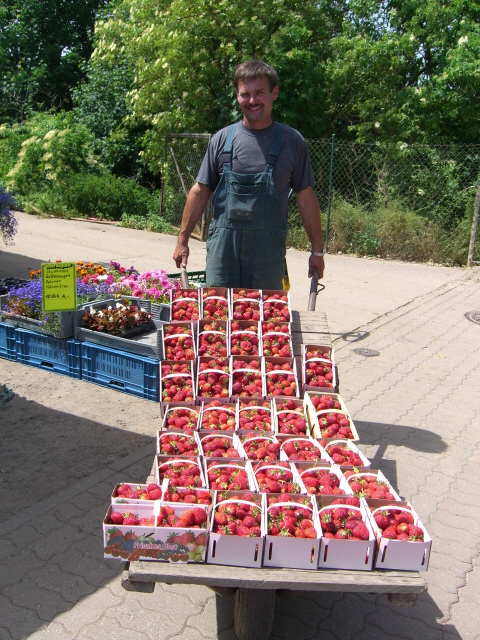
[353,348,380,357]
[465,311,480,325]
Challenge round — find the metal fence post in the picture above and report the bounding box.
[325,134,335,249]
[467,177,480,267]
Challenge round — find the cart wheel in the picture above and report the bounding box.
[234,588,275,640]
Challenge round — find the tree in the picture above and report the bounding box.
[0,0,109,122]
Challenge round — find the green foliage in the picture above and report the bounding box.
[0,0,109,122]
[119,213,177,234]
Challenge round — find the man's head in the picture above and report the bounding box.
[234,60,279,130]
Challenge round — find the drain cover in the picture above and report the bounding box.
[465,311,480,325]
[353,348,380,357]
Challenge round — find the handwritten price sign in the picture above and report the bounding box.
[41,262,77,312]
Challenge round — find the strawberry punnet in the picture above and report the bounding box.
[305,360,334,388]
[238,404,272,432]
[206,463,251,490]
[370,504,424,541]
[344,471,397,500]
[275,398,307,435]
[163,407,199,431]
[158,431,200,457]
[201,404,236,431]
[201,434,243,458]
[161,362,194,403]
[232,290,261,321]
[319,498,370,540]
[171,290,199,321]
[202,289,229,321]
[262,294,291,322]
[156,504,208,528]
[316,411,354,439]
[230,322,260,356]
[109,510,155,527]
[280,437,323,462]
[198,321,228,357]
[162,486,212,505]
[267,504,317,538]
[325,442,365,467]
[163,324,195,360]
[242,433,281,462]
[212,500,262,537]
[157,460,204,488]
[231,359,263,397]
[254,462,301,494]
[265,361,297,397]
[299,467,346,496]
[114,482,163,502]
[262,325,292,358]
[197,358,230,399]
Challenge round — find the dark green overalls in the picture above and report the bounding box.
[205,122,288,289]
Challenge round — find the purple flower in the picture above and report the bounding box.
[0,187,18,246]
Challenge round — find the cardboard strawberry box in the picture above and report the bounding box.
[197,319,229,358]
[261,322,293,358]
[230,289,263,322]
[161,484,214,507]
[155,455,206,488]
[161,404,201,431]
[170,289,200,323]
[207,495,265,568]
[162,322,196,360]
[253,461,305,494]
[263,498,321,569]
[278,434,331,464]
[104,503,158,561]
[230,320,262,357]
[309,405,358,441]
[237,399,273,435]
[230,355,265,400]
[261,290,292,323]
[265,357,300,399]
[199,431,246,460]
[343,469,401,501]
[273,397,310,436]
[204,459,258,491]
[302,345,337,392]
[111,481,163,505]
[366,499,432,571]
[294,462,352,496]
[304,390,348,429]
[316,496,375,571]
[322,439,371,469]
[156,430,202,457]
[160,360,195,417]
[201,287,230,321]
[196,356,231,404]
[200,401,237,431]
[149,502,209,563]
[241,433,281,464]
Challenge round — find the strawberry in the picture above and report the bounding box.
[318,498,368,540]
[163,324,195,360]
[267,504,317,538]
[345,472,396,500]
[201,404,236,431]
[202,290,229,321]
[158,461,203,488]
[317,411,353,439]
[300,467,344,495]
[254,462,301,494]
[159,431,199,457]
[230,326,260,356]
[262,294,290,322]
[164,407,199,431]
[198,321,228,357]
[123,513,139,526]
[171,290,199,321]
[212,499,262,537]
[281,438,323,462]
[232,290,261,321]
[326,444,365,467]
[305,359,334,388]
[238,405,272,432]
[201,435,242,459]
[231,359,263,397]
[275,400,307,435]
[193,507,207,525]
[262,323,292,357]
[110,511,124,525]
[161,361,194,403]
[243,433,281,461]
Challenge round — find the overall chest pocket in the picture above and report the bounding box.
[226,178,266,222]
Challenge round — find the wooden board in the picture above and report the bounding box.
[128,561,426,594]
[291,310,331,355]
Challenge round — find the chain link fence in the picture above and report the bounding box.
[161,134,480,264]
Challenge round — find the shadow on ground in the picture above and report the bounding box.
[0,250,44,280]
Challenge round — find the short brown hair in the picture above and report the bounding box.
[234,60,279,92]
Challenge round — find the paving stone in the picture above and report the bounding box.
[0,550,45,589]
[7,577,72,621]
[270,612,318,640]
[273,594,332,626]
[53,548,118,587]
[68,491,104,512]
[362,603,449,639]
[448,594,480,639]
[0,540,18,563]
[159,583,213,608]
[4,524,40,549]
[0,593,44,639]
[142,586,203,618]
[53,502,88,523]
[31,513,65,536]
[319,593,376,640]
[105,597,185,637]
[54,585,124,634]
[71,533,108,561]
[70,503,112,536]
[0,628,13,640]
[184,595,232,639]
[29,563,96,603]
[352,623,407,640]
[79,617,150,640]
[455,555,480,606]
[31,525,85,561]
[27,622,76,640]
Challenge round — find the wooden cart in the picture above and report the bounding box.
[121,305,427,640]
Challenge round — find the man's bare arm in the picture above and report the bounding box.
[173,182,212,268]
[295,186,325,278]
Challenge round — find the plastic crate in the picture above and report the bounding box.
[0,321,16,361]
[1,310,75,339]
[168,270,206,286]
[81,343,160,401]
[15,329,82,378]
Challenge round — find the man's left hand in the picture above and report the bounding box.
[308,253,325,279]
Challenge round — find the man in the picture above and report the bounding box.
[173,60,325,288]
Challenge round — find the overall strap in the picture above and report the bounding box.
[266,122,284,169]
[222,123,237,169]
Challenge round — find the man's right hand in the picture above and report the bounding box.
[173,241,189,268]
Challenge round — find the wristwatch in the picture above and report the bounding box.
[311,250,325,257]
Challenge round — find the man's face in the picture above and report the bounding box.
[236,76,279,130]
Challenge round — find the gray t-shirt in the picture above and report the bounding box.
[196,121,315,218]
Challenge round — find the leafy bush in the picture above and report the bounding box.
[0,186,17,245]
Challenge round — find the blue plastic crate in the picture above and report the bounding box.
[81,343,160,401]
[15,329,82,379]
[0,321,16,361]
